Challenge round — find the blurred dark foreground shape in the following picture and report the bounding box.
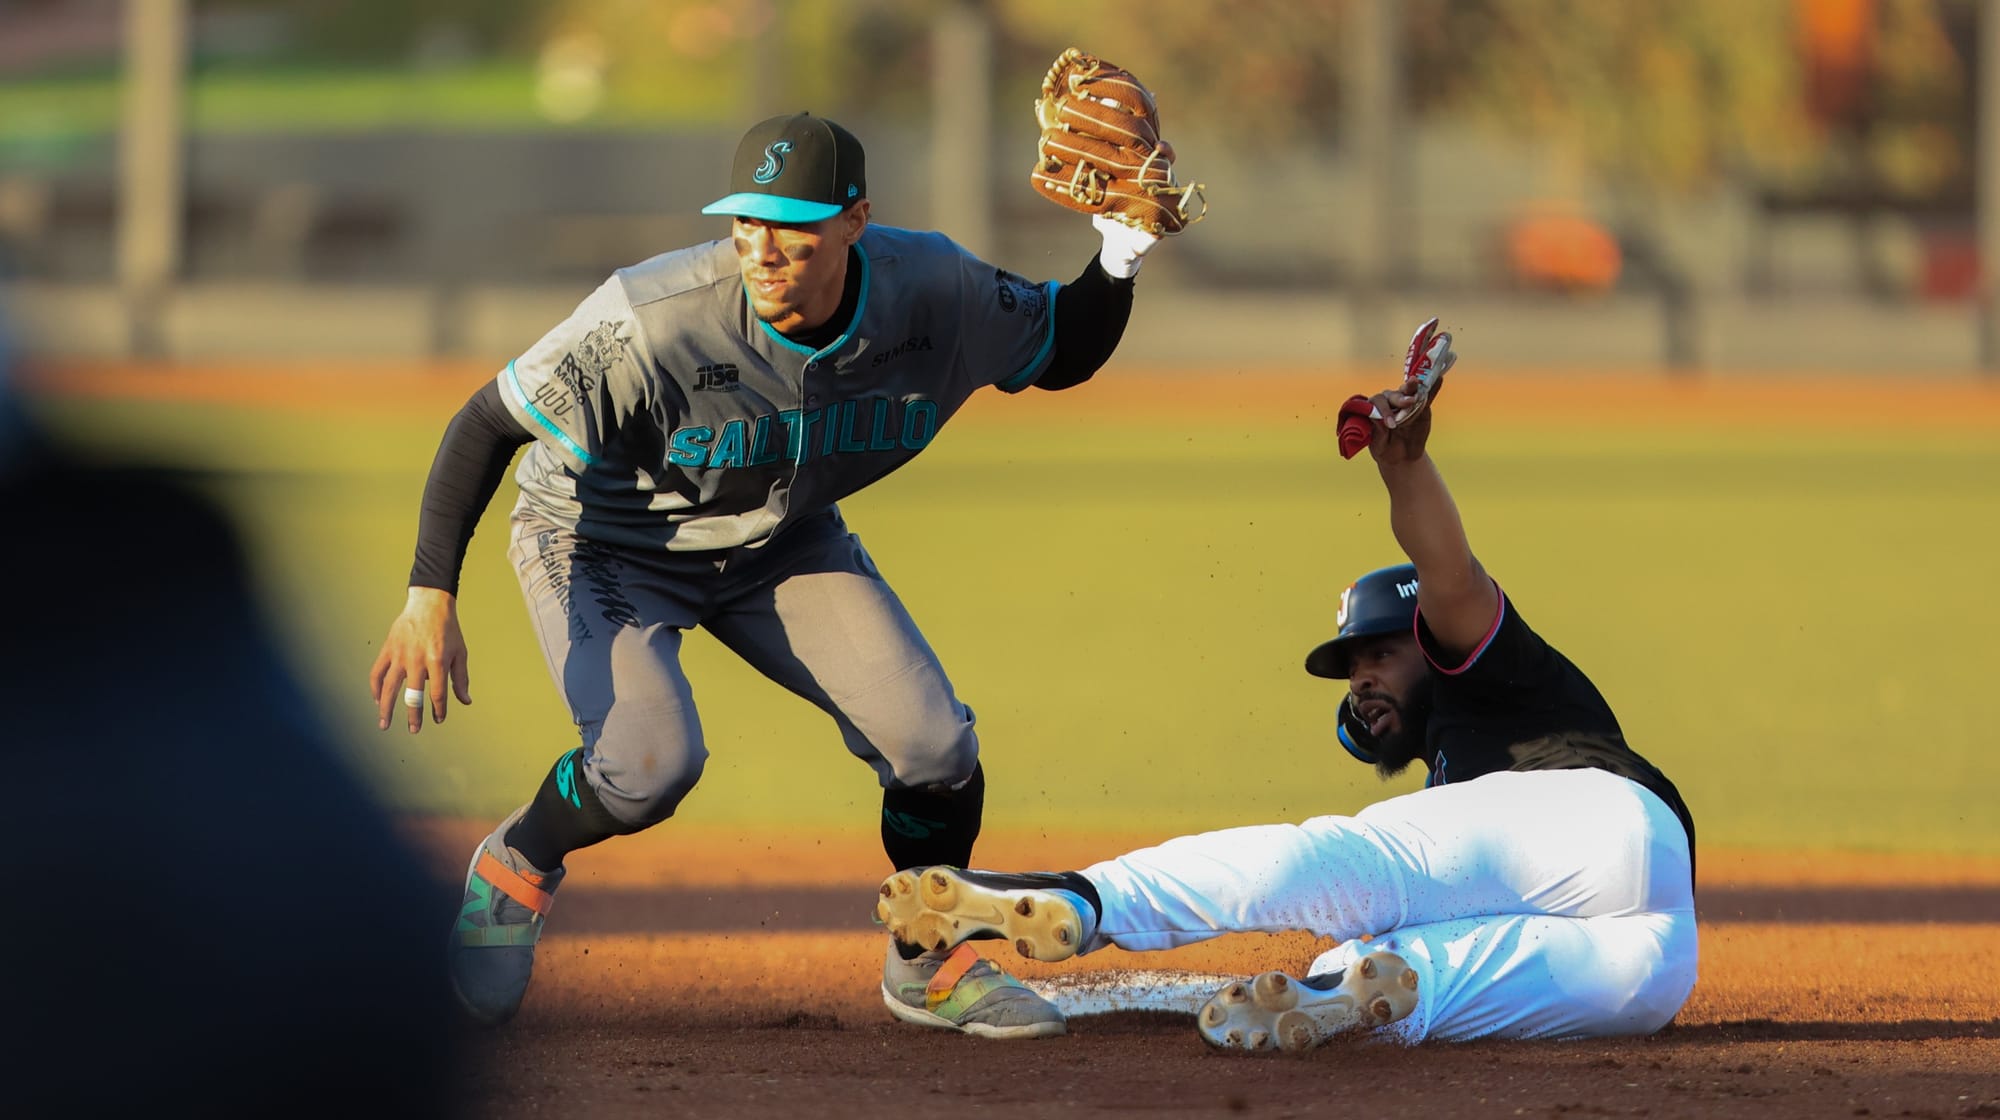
[0,379,467,1115]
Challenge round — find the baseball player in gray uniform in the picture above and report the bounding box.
[369,112,1171,1037]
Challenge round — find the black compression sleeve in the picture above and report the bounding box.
[1035,252,1135,392]
[408,381,532,593]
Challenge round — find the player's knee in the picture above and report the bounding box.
[590,746,707,829]
[878,712,978,790]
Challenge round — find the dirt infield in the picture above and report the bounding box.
[402,820,2000,1119]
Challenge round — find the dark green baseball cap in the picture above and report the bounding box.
[702,112,867,224]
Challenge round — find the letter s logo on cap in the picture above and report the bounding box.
[753,141,792,184]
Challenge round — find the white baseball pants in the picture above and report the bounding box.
[1080,767,1698,1042]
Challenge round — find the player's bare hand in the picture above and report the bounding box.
[369,586,472,734]
[1366,376,1436,464]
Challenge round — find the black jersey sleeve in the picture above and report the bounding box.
[1034,252,1135,392]
[1415,582,1557,699]
[408,381,533,594]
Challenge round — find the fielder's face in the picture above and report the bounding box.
[731,201,870,336]
[1344,633,1433,777]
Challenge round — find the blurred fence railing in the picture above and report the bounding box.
[4,276,1989,374]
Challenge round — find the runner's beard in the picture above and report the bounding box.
[1369,677,1435,780]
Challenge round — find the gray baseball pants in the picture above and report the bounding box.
[505,506,980,829]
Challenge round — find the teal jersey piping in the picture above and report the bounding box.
[756,247,872,362]
[996,280,1062,393]
[504,360,597,467]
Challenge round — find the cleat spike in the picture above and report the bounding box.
[1358,957,1377,979]
[1285,1022,1314,1049]
[1251,971,1297,1009]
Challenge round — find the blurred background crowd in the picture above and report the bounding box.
[1,0,1995,369]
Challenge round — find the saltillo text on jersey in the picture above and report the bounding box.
[666,397,941,469]
[494,225,1059,554]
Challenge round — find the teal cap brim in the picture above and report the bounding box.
[701,193,844,223]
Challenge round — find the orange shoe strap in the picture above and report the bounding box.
[477,850,555,916]
[926,943,981,998]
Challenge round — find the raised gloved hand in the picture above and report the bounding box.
[1376,317,1455,427]
[1032,47,1206,271]
[1338,317,1457,460]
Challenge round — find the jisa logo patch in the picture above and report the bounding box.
[693,362,742,392]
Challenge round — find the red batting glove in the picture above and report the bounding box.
[1337,395,1375,459]
[1338,317,1457,460]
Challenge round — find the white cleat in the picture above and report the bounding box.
[876,867,1091,962]
[1196,951,1420,1054]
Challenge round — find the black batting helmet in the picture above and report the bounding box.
[1304,563,1420,679]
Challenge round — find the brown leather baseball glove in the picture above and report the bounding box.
[1031,48,1206,237]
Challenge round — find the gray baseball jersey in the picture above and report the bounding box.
[495,224,1058,552]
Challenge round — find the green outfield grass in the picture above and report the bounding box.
[31,391,2000,855]
[0,62,732,154]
